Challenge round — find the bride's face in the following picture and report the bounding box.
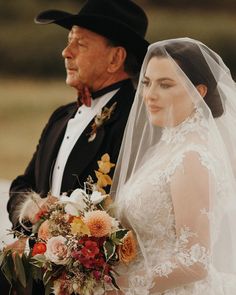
[142,56,195,127]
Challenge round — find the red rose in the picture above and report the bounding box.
[80,240,100,258]
[32,242,47,256]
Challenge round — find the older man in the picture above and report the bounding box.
[3,0,148,293]
[8,0,148,226]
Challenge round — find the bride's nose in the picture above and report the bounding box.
[145,85,160,102]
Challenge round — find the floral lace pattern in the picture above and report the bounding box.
[116,109,236,294]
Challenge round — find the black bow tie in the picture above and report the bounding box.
[77,79,130,107]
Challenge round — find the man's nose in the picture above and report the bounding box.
[62,44,73,59]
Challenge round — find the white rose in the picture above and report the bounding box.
[45,236,70,265]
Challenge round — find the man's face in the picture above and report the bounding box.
[62,26,114,91]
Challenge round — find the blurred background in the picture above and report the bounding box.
[1,0,236,181]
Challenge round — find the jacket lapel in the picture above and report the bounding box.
[60,80,134,192]
[37,104,77,193]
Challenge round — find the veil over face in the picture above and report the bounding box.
[111,38,236,294]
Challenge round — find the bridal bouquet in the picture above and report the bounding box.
[0,154,137,295]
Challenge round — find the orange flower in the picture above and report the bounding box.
[97,153,115,174]
[95,171,113,188]
[38,220,51,241]
[102,195,113,210]
[83,210,112,237]
[119,231,137,264]
[32,242,47,256]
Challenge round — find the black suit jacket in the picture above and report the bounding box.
[8,79,135,227]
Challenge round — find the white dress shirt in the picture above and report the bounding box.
[51,89,118,197]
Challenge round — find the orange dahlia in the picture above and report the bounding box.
[83,210,112,237]
[119,231,137,264]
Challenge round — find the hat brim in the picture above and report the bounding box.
[35,10,149,64]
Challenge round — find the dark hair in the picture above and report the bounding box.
[149,42,224,117]
[107,39,141,78]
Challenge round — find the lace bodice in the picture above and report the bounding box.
[115,110,236,295]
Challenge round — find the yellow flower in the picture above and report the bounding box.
[95,171,113,188]
[83,210,112,237]
[70,216,90,236]
[97,153,115,174]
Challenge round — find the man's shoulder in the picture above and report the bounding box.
[53,101,77,113]
[49,101,77,121]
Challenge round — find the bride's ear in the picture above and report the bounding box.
[196,84,208,98]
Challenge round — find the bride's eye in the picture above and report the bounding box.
[141,79,150,87]
[160,83,172,89]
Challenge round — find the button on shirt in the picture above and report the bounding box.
[51,89,119,197]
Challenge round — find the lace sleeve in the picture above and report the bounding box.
[114,150,212,295]
[150,150,211,293]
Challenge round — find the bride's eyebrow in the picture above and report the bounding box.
[143,75,175,83]
[158,77,175,83]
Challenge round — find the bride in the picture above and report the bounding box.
[108,38,236,294]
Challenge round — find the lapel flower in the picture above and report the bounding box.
[88,102,117,142]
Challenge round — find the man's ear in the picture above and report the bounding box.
[196,84,208,98]
[108,47,127,73]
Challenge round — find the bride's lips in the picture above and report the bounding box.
[147,105,162,112]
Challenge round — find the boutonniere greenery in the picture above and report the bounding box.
[88,102,117,142]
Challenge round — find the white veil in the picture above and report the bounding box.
[110,38,236,294]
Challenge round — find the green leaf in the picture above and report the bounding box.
[103,240,116,262]
[115,229,129,240]
[110,273,120,290]
[43,269,52,286]
[14,252,27,288]
[31,263,43,282]
[1,252,16,284]
[45,280,54,295]
[32,219,44,234]
[111,237,122,245]
[30,254,47,268]
[0,250,6,266]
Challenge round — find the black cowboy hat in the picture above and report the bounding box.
[35,0,149,64]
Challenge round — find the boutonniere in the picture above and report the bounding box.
[88,102,117,142]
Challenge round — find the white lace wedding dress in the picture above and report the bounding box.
[115,109,236,294]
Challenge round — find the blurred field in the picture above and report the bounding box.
[1,4,236,181]
[0,78,74,180]
[1,6,236,77]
